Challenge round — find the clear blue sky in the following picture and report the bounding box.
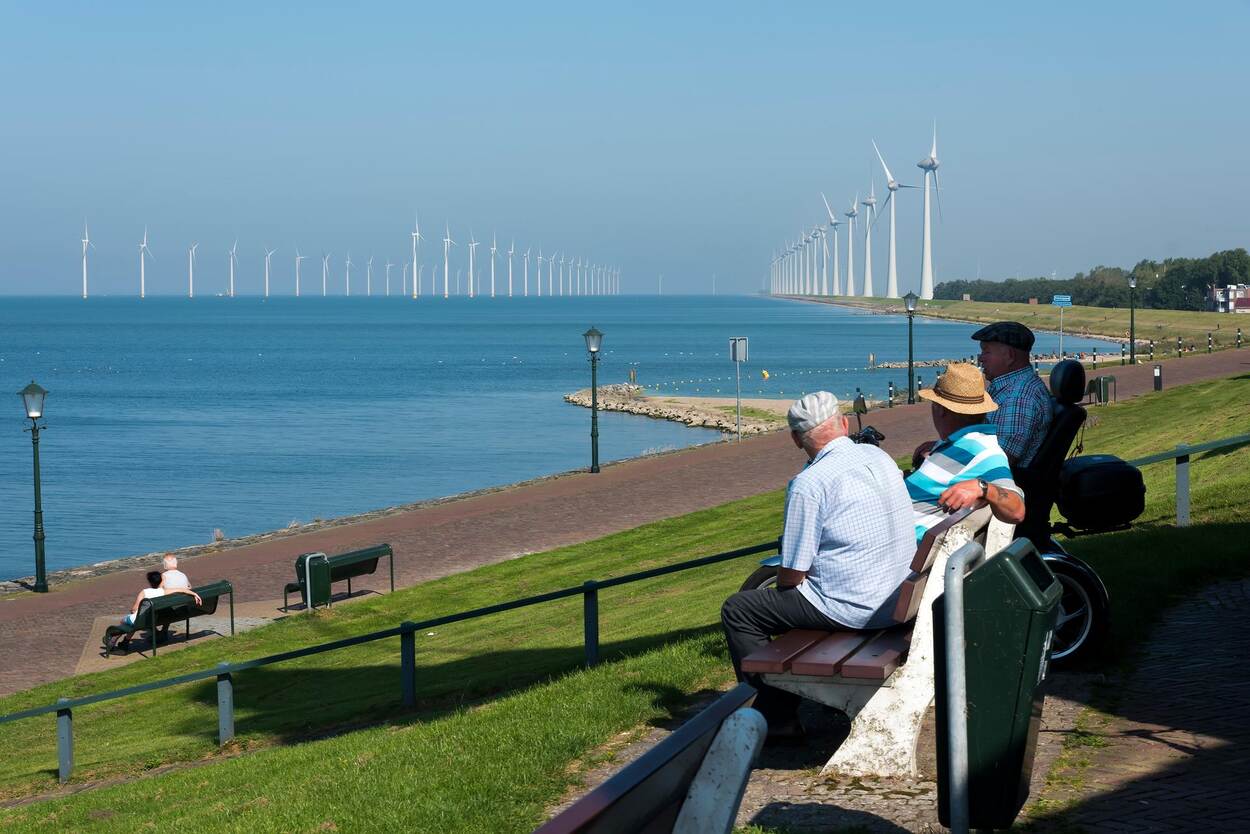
[3,1,1248,295]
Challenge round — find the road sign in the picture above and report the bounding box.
[1051,294,1072,307]
[729,337,748,442]
[729,337,749,362]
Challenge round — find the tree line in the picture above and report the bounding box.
[935,248,1250,311]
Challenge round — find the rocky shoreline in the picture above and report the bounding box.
[563,384,781,435]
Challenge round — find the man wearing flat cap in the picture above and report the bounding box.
[908,363,1026,541]
[721,391,914,738]
[971,321,1051,467]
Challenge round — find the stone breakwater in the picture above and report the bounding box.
[563,384,781,435]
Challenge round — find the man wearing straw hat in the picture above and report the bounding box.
[721,390,915,738]
[907,363,1026,542]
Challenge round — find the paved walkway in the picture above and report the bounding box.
[1,348,1247,697]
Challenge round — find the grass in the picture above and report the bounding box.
[1,374,1249,831]
[817,295,1243,351]
[715,404,787,424]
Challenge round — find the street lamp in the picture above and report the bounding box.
[19,381,49,593]
[904,292,918,404]
[583,327,603,473]
[1129,276,1139,365]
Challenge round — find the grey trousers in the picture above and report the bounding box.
[721,586,847,723]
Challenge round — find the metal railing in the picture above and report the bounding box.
[0,539,778,784]
[1127,433,1250,527]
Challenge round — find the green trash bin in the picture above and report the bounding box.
[936,538,1062,830]
[300,552,332,610]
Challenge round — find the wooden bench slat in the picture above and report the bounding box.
[740,630,829,674]
[840,628,914,680]
[789,631,873,677]
[891,573,931,625]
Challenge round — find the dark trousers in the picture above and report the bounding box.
[721,587,846,723]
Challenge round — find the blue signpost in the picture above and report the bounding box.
[1052,294,1072,358]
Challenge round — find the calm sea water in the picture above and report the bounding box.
[0,295,1109,576]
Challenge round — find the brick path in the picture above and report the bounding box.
[1,347,1247,697]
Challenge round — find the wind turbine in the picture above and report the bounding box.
[469,233,480,298]
[821,193,843,296]
[507,240,515,297]
[385,260,393,296]
[81,222,94,300]
[550,252,557,296]
[523,247,531,296]
[366,256,374,296]
[264,247,275,298]
[411,213,422,299]
[917,123,941,299]
[295,249,307,297]
[537,249,544,297]
[321,252,330,297]
[187,242,198,298]
[844,197,859,296]
[402,262,409,297]
[228,240,238,298]
[442,223,454,299]
[871,140,916,298]
[344,252,353,296]
[489,233,497,298]
[418,264,425,297]
[138,227,153,299]
[861,183,877,297]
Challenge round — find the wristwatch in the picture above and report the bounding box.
[977,478,989,499]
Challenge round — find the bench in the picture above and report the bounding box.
[282,543,395,611]
[104,580,235,657]
[741,506,1013,777]
[533,683,765,834]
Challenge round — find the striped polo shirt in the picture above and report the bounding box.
[905,423,1023,542]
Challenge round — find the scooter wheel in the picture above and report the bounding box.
[740,565,779,592]
[1042,555,1110,666]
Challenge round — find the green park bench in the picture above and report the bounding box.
[282,543,395,611]
[741,506,1011,778]
[533,683,764,834]
[103,579,235,657]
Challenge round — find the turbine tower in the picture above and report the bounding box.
[264,247,275,298]
[442,224,454,299]
[844,197,859,296]
[411,213,422,299]
[536,250,544,297]
[507,240,515,297]
[872,140,913,298]
[523,247,531,296]
[467,233,479,298]
[366,256,374,296]
[81,222,94,300]
[138,227,153,299]
[489,233,497,298]
[917,123,941,300]
[187,242,198,298]
[385,260,393,296]
[295,249,306,297]
[861,184,877,297]
[321,252,330,297]
[344,252,353,296]
[821,193,843,296]
[228,241,238,298]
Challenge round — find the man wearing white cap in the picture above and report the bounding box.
[721,391,914,738]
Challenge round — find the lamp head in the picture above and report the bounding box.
[1129,276,1137,290]
[19,381,47,420]
[904,291,919,313]
[583,326,604,354]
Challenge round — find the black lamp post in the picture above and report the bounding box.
[583,327,603,473]
[19,381,49,593]
[904,292,918,404]
[1129,276,1138,365]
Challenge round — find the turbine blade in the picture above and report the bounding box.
[820,192,837,223]
[868,191,892,231]
[933,172,944,222]
[872,139,894,183]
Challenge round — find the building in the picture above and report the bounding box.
[1234,298,1250,314]
[1210,284,1250,313]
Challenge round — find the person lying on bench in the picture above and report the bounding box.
[721,391,915,740]
[907,362,1026,540]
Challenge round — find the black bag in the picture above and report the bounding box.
[1057,454,1146,531]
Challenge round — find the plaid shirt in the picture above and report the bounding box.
[986,366,1051,466]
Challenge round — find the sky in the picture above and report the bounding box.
[2,1,1249,296]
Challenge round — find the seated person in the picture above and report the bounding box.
[107,570,198,652]
[721,391,914,738]
[907,363,1026,540]
[156,553,201,641]
[972,321,1051,467]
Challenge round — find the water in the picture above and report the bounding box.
[0,295,1110,576]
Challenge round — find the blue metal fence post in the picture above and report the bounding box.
[1175,448,1191,528]
[400,621,417,707]
[55,698,72,784]
[583,581,600,668]
[216,662,235,744]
